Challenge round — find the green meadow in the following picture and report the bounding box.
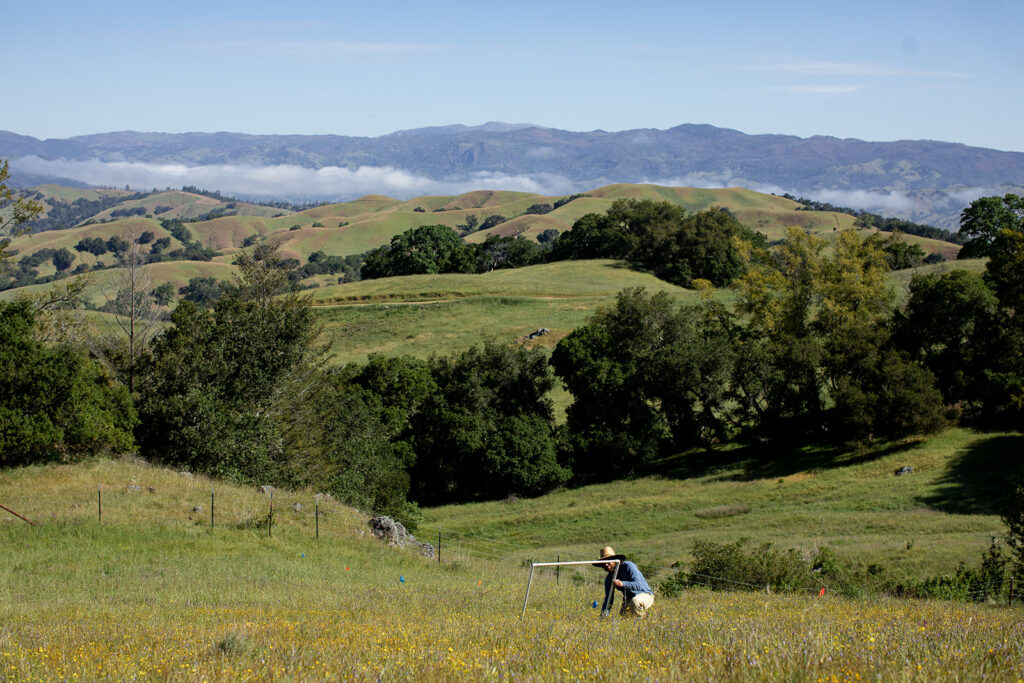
[1,426,1021,681]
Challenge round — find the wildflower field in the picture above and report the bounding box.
[1,441,1023,681]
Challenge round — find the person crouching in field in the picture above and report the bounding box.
[595,546,654,618]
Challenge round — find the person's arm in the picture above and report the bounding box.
[616,563,653,594]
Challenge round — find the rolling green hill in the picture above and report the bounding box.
[3,182,967,367]
[29,183,133,204]
[309,260,711,364]
[422,426,1021,581]
[10,183,960,275]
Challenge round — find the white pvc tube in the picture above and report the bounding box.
[520,559,621,618]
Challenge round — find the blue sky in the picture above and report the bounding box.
[7,0,1023,151]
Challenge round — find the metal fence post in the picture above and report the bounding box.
[97,484,102,524]
[438,528,442,564]
[210,489,214,529]
[315,500,319,540]
[557,552,560,585]
[268,491,273,538]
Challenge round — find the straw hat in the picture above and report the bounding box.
[594,546,627,565]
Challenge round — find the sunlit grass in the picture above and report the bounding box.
[2,433,1023,680]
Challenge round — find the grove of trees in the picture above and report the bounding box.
[359,199,766,288]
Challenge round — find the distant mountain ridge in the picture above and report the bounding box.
[3,122,1024,229]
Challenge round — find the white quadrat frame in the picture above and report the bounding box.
[520,559,620,618]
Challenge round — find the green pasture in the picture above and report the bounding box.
[425,427,1022,583]
[319,296,596,364]
[312,259,688,303]
[311,260,715,364]
[1,431,1021,680]
[886,258,988,301]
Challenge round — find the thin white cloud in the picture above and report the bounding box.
[644,171,788,196]
[763,85,863,94]
[805,188,917,213]
[11,157,576,201]
[644,172,919,214]
[744,61,970,79]
[207,40,445,57]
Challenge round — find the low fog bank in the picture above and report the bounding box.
[15,156,1021,229]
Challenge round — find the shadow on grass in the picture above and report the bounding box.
[918,433,1024,515]
[650,438,921,483]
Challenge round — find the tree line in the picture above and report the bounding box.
[362,200,764,288]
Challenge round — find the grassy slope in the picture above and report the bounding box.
[0,260,239,309]
[1,434,1021,680]
[29,184,132,204]
[424,427,1021,581]
[310,260,708,364]
[1,255,981,366]
[88,191,290,222]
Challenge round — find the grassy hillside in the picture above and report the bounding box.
[29,184,132,204]
[1,431,1021,680]
[423,428,1022,582]
[9,183,960,279]
[310,260,715,364]
[87,191,289,222]
[3,182,969,371]
[0,260,239,309]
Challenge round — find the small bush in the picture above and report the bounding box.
[660,570,689,598]
[904,539,1007,602]
[663,538,838,596]
[393,501,422,533]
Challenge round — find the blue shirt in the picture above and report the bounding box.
[602,560,653,610]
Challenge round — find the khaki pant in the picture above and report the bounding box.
[621,592,654,618]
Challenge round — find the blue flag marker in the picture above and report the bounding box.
[592,600,599,608]
[301,553,305,558]
[400,575,405,583]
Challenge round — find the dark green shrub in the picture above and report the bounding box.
[907,539,1007,602]
[0,301,137,465]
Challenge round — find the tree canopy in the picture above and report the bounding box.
[958,193,1024,259]
[550,200,763,287]
[0,300,136,465]
[0,159,43,267]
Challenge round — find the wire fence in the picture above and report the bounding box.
[2,486,1020,607]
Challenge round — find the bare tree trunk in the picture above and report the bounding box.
[104,221,161,393]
